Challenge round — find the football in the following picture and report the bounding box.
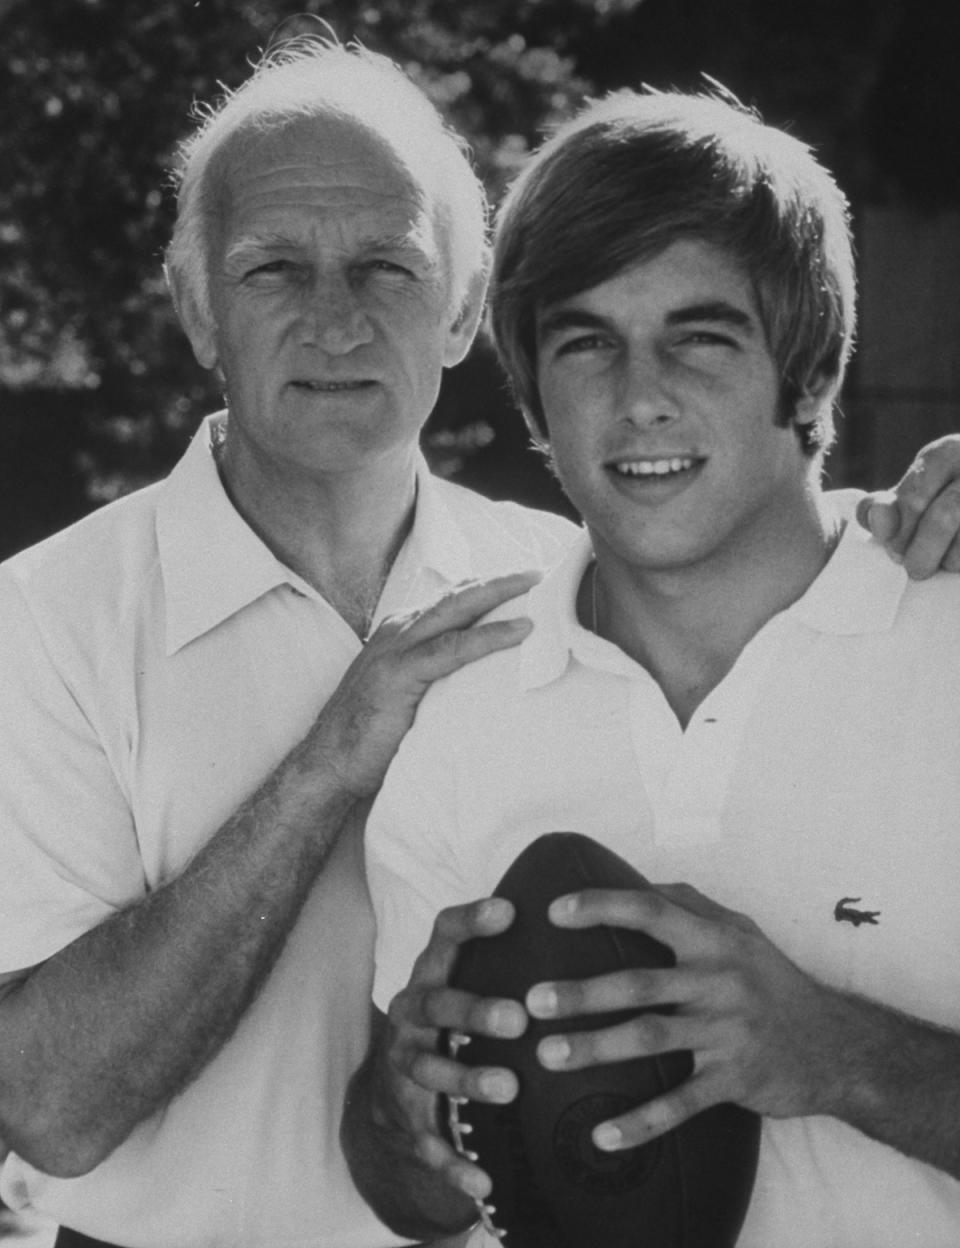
[445,832,760,1248]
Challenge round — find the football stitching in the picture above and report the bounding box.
[446,1030,508,1239]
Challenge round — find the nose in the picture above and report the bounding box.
[298,272,374,355]
[621,349,680,429]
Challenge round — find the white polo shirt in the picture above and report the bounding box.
[0,412,576,1248]
[368,513,960,1248]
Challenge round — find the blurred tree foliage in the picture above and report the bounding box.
[0,0,957,550]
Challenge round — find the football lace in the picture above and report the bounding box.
[446,1030,508,1241]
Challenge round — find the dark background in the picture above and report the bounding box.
[1,0,959,560]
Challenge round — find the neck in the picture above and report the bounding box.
[216,434,419,637]
[587,494,840,728]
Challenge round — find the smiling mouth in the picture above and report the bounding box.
[609,456,700,478]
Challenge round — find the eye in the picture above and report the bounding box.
[554,333,615,357]
[679,330,738,349]
[243,258,297,281]
[369,258,416,279]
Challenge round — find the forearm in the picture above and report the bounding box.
[822,991,960,1181]
[341,1024,478,1240]
[0,746,360,1177]
[0,573,539,1178]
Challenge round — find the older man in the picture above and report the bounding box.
[0,38,957,1248]
[0,41,574,1248]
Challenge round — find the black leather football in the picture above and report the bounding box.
[445,832,760,1247]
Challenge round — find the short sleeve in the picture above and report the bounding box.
[365,692,472,1012]
[0,571,145,971]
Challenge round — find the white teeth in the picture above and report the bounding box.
[613,457,695,477]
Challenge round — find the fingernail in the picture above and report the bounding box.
[538,1036,570,1069]
[479,1072,514,1103]
[550,894,577,921]
[887,549,903,565]
[459,1170,488,1199]
[480,898,511,925]
[489,1002,525,1036]
[593,1122,623,1151]
[527,985,558,1018]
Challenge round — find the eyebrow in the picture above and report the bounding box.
[223,234,297,269]
[665,301,756,331]
[225,231,437,265]
[536,308,609,340]
[537,299,758,340]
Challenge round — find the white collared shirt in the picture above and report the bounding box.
[0,412,576,1248]
[368,506,960,1248]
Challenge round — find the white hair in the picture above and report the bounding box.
[165,37,489,327]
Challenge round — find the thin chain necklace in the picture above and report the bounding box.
[590,560,601,636]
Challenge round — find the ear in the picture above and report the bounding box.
[442,265,489,369]
[165,261,219,372]
[793,368,837,427]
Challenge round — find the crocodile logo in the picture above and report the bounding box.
[834,897,880,927]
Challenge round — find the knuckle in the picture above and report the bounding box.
[632,1011,668,1051]
[432,905,461,941]
[387,990,411,1028]
[409,1050,438,1087]
[709,963,749,1013]
[642,1095,681,1137]
[372,610,409,637]
[933,485,960,526]
[717,966,753,1013]
[927,434,960,461]
[412,1132,442,1168]
[461,996,493,1035]
[418,986,448,1028]
[552,980,585,1014]
[635,888,667,921]
[901,491,929,516]
[908,448,934,475]
[623,971,654,1009]
[715,1056,750,1103]
[423,628,465,662]
[726,1015,755,1058]
[729,908,760,938]
[447,628,466,664]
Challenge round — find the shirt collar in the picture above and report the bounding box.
[518,530,636,690]
[785,502,908,635]
[517,498,908,690]
[394,458,472,584]
[156,413,295,655]
[156,413,476,655]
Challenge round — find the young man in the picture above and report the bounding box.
[344,89,960,1246]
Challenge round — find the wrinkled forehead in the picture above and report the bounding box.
[208,111,441,250]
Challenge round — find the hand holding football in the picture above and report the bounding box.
[446,832,760,1247]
